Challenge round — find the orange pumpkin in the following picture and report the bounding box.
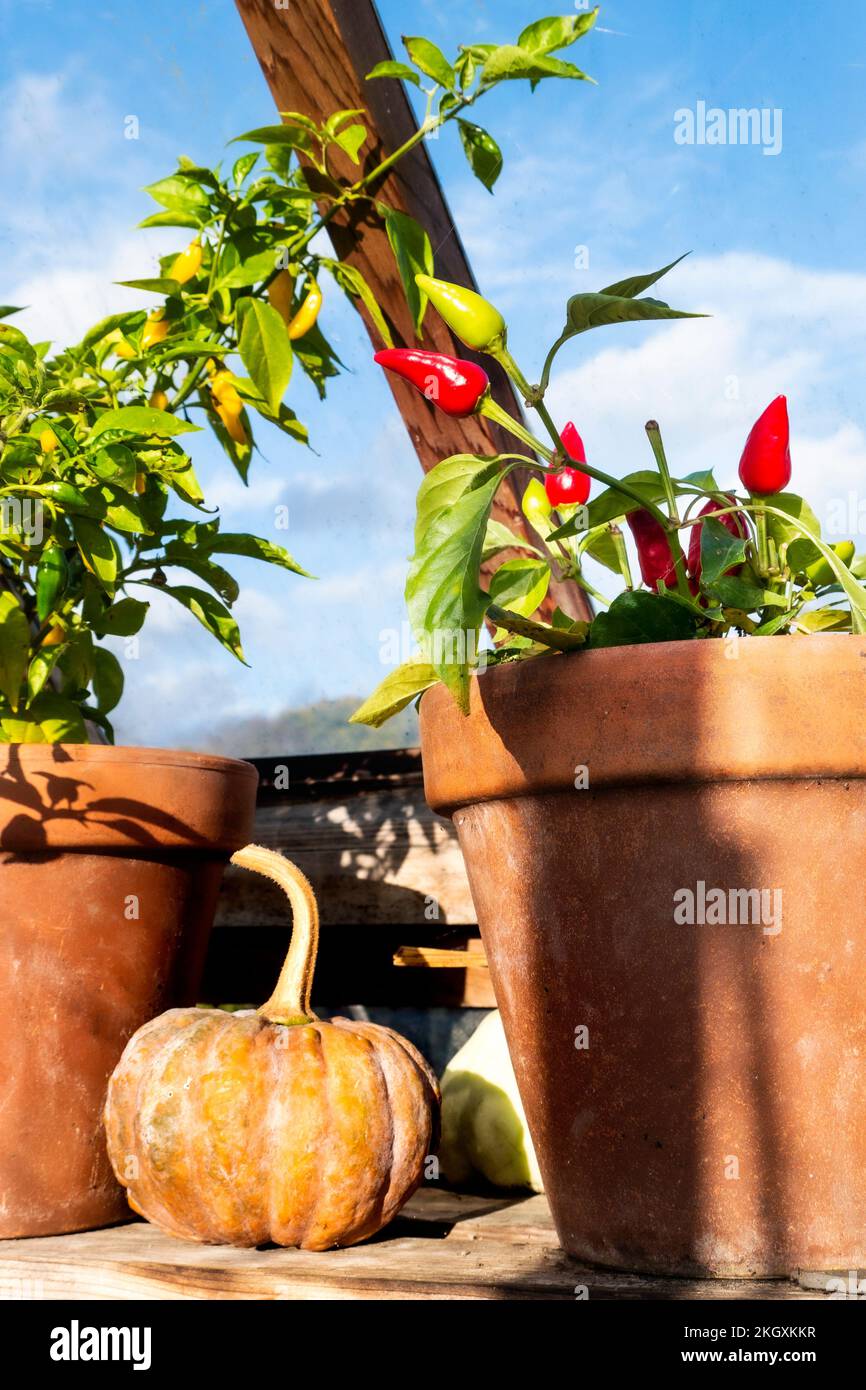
[103,846,440,1250]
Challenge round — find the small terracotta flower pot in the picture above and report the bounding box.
[421,635,866,1277]
[0,745,257,1239]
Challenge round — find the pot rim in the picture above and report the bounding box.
[0,743,258,852]
[0,743,258,776]
[420,632,866,815]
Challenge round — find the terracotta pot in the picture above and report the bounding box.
[421,635,866,1277]
[0,745,257,1239]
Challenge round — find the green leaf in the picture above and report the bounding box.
[763,500,866,635]
[579,523,624,574]
[794,608,851,633]
[92,647,124,713]
[765,493,821,547]
[237,298,293,413]
[162,548,240,604]
[481,46,594,85]
[599,254,690,299]
[415,454,504,545]
[366,60,421,87]
[203,532,311,578]
[214,247,282,290]
[699,515,748,587]
[332,123,367,164]
[406,469,503,709]
[384,208,434,337]
[566,291,703,337]
[0,305,25,318]
[80,311,145,351]
[27,645,62,699]
[89,406,199,440]
[144,175,209,218]
[402,35,456,89]
[488,557,550,618]
[292,322,341,400]
[161,585,247,663]
[327,261,393,348]
[349,660,438,728]
[786,537,823,574]
[138,210,202,230]
[0,593,30,710]
[252,400,309,445]
[13,691,87,743]
[115,277,180,294]
[72,517,119,588]
[93,597,149,637]
[233,151,260,186]
[231,123,318,154]
[482,518,537,561]
[457,120,503,192]
[540,263,703,390]
[708,576,788,610]
[588,591,697,648]
[581,472,668,530]
[517,10,599,55]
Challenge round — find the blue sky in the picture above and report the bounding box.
[2,1,865,747]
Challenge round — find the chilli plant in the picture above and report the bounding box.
[0,10,600,742]
[352,263,866,727]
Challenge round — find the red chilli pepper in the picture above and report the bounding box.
[738,395,791,495]
[627,509,679,591]
[687,496,747,584]
[545,421,591,507]
[374,348,489,418]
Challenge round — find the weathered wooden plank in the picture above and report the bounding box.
[233,0,590,623]
[210,751,495,1007]
[0,1190,821,1301]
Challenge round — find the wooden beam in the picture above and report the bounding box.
[234,0,589,622]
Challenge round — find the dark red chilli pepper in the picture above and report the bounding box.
[374,348,489,418]
[738,395,791,495]
[627,509,679,590]
[687,496,747,584]
[545,421,591,507]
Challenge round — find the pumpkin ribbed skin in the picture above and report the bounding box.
[104,1007,439,1250]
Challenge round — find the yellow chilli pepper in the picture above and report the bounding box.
[106,328,136,360]
[42,623,66,647]
[149,388,169,411]
[141,311,170,351]
[267,269,295,327]
[134,471,147,495]
[216,403,248,446]
[287,279,322,340]
[39,426,59,453]
[209,370,247,446]
[168,239,203,285]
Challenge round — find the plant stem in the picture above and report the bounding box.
[609,522,633,590]
[644,420,679,523]
[754,500,770,576]
[481,397,554,459]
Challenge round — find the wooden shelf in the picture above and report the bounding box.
[0,1190,823,1301]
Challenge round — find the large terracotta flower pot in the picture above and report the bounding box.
[0,744,257,1239]
[421,634,866,1277]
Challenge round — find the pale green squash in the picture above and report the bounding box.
[438,1011,543,1193]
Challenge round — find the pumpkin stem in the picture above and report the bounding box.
[230,845,320,1025]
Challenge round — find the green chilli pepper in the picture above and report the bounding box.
[36,543,68,623]
[415,273,506,353]
[806,540,855,588]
